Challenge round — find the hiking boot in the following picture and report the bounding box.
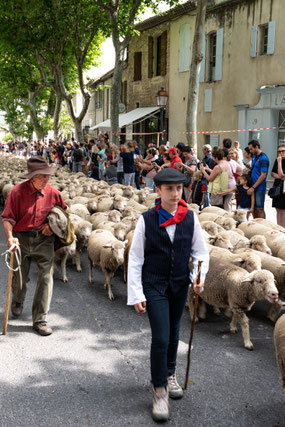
[168,373,183,399]
[152,386,169,422]
[33,321,53,336]
[11,302,23,317]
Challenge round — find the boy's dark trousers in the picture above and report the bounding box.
[143,283,189,388]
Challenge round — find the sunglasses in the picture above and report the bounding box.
[278,150,285,153]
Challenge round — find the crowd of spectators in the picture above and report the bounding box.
[1,135,284,225]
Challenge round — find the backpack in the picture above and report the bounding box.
[73,148,82,162]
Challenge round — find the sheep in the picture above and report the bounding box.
[87,198,98,214]
[69,214,93,272]
[234,247,285,322]
[96,195,114,212]
[113,195,129,211]
[207,234,233,251]
[2,183,14,201]
[265,230,285,260]
[121,206,135,218]
[202,206,226,216]
[220,230,250,250]
[188,260,279,350]
[249,235,271,254]
[274,314,285,393]
[68,203,90,221]
[122,215,139,234]
[87,229,127,300]
[90,212,109,229]
[209,247,262,272]
[253,218,285,234]
[230,209,248,225]
[200,221,225,236]
[198,212,220,223]
[126,199,148,213]
[238,221,272,239]
[53,238,77,283]
[122,186,135,198]
[108,210,122,223]
[71,196,89,205]
[123,230,135,283]
[214,216,237,231]
[113,223,129,241]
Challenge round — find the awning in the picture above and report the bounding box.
[90,106,159,130]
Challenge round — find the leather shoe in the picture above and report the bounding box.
[11,302,23,317]
[33,321,53,336]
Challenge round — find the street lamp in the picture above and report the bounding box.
[156,88,168,145]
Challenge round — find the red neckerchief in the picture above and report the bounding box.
[155,198,188,227]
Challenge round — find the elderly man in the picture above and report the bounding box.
[2,156,66,336]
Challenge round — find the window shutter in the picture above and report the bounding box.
[210,134,219,147]
[134,52,142,81]
[204,88,212,112]
[267,21,276,54]
[250,26,257,57]
[179,24,191,72]
[214,28,224,81]
[161,31,167,76]
[199,34,206,83]
[148,36,153,78]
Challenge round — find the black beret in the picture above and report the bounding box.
[154,168,186,185]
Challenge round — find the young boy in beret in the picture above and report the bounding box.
[127,168,209,422]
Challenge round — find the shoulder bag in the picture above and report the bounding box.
[210,166,224,206]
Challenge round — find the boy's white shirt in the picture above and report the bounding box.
[127,210,209,306]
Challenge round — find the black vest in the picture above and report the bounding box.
[142,208,194,295]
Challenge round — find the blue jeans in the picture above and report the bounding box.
[255,190,266,209]
[143,283,189,388]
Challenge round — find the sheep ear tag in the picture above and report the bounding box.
[103,243,112,248]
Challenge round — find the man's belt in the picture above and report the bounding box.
[18,230,43,238]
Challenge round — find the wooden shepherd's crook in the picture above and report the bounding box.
[183,260,203,390]
[2,252,14,335]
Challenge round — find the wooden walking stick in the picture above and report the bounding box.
[2,252,15,335]
[183,260,203,390]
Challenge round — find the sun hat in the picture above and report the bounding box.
[20,156,56,179]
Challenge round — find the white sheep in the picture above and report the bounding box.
[209,247,261,272]
[265,230,285,260]
[96,195,114,212]
[238,221,272,239]
[87,229,127,300]
[69,214,92,272]
[249,235,271,254]
[108,210,122,223]
[53,238,77,283]
[220,230,250,250]
[207,234,233,251]
[113,195,129,211]
[214,216,237,231]
[87,199,98,213]
[90,212,109,229]
[188,260,278,350]
[68,203,90,221]
[253,218,285,234]
[274,314,285,393]
[200,221,224,236]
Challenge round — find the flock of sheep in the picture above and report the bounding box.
[0,153,284,395]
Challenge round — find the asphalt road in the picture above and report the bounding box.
[0,200,284,427]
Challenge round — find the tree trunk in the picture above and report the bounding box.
[53,92,62,142]
[110,45,124,145]
[186,0,207,149]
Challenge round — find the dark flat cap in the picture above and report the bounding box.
[154,168,186,185]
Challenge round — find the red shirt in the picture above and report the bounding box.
[2,180,67,231]
[170,155,183,169]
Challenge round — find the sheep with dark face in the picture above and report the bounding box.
[188,259,278,350]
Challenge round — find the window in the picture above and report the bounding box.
[148,31,167,78]
[200,28,223,83]
[95,89,103,109]
[134,52,142,81]
[209,33,217,82]
[106,88,110,119]
[120,81,127,106]
[156,35,162,76]
[278,110,285,145]
[251,21,276,57]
